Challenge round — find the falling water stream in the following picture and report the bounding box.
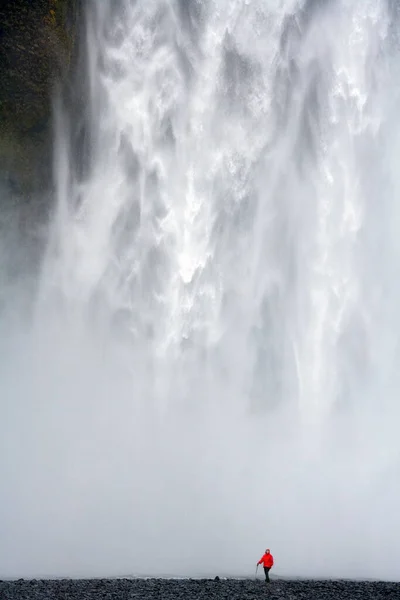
[1,0,400,580]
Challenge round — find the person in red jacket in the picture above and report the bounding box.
[257,548,274,582]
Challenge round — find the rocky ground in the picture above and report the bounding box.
[0,578,399,600]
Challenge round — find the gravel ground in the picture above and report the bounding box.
[0,578,399,600]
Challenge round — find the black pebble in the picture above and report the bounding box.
[0,578,399,600]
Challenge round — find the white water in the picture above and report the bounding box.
[1,0,400,580]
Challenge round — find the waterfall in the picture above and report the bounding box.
[1,0,400,580]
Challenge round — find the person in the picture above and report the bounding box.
[257,548,274,582]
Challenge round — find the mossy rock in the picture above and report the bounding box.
[0,0,81,192]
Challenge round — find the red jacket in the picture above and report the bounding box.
[258,552,274,568]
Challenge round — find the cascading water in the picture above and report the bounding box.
[1,0,400,580]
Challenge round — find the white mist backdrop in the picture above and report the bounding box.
[1,0,400,580]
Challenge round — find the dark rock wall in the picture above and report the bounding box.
[0,0,82,192]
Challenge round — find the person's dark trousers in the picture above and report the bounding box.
[263,567,271,582]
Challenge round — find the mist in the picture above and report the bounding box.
[1,0,400,580]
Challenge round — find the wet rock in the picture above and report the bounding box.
[0,0,81,193]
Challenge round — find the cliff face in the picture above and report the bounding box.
[0,0,81,193]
